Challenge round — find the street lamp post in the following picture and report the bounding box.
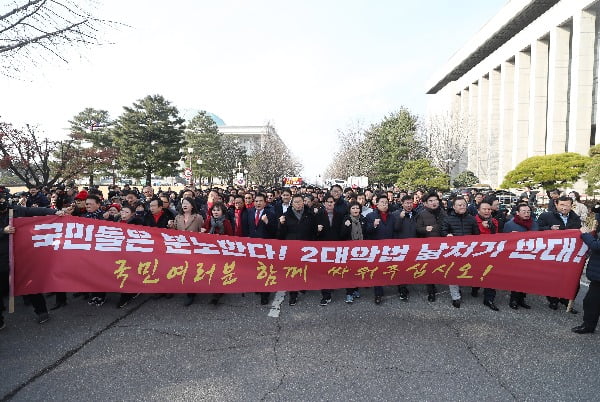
[187,147,194,185]
[111,159,117,186]
[196,159,203,188]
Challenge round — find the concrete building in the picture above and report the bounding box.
[181,108,286,154]
[427,0,598,188]
[218,124,279,154]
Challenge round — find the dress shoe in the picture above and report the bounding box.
[569,308,579,315]
[571,324,594,334]
[37,312,50,324]
[427,292,436,302]
[398,288,409,301]
[452,299,461,308]
[548,302,558,310]
[509,301,519,310]
[374,296,382,305]
[50,301,67,311]
[183,295,195,307]
[483,300,499,311]
[518,301,531,309]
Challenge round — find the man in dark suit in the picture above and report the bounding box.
[273,188,292,218]
[314,194,344,306]
[243,193,277,305]
[538,195,581,312]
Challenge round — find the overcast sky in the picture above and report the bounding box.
[0,0,506,181]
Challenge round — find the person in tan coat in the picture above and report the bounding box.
[171,197,204,233]
[168,197,204,306]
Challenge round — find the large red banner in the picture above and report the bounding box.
[12,216,588,298]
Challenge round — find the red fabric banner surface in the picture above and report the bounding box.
[12,216,588,298]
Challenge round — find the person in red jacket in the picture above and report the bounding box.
[202,202,233,235]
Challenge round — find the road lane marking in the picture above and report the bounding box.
[268,291,286,318]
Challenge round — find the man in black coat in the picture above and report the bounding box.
[441,198,480,308]
[0,194,64,329]
[393,195,417,301]
[573,223,600,333]
[537,195,582,311]
[330,184,349,216]
[143,198,175,229]
[278,194,318,306]
[415,191,446,301]
[314,194,344,306]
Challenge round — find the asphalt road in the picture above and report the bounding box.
[0,285,597,401]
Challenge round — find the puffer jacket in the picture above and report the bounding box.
[441,210,480,236]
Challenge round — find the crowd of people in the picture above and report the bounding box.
[1,182,600,335]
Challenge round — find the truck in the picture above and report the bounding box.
[346,176,369,189]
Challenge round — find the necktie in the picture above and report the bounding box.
[255,210,260,226]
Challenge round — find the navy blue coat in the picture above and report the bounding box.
[244,207,277,239]
[502,218,540,233]
[581,232,600,281]
[393,209,417,239]
[365,210,397,240]
[503,218,539,232]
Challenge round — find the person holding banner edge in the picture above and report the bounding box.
[0,192,65,329]
[573,221,600,333]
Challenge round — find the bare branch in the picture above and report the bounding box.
[0,0,123,72]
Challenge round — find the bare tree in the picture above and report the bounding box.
[0,120,83,187]
[0,0,115,72]
[248,133,302,187]
[423,112,474,178]
[323,121,373,180]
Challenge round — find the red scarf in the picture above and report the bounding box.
[234,209,243,236]
[513,215,533,230]
[153,210,164,224]
[380,211,388,223]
